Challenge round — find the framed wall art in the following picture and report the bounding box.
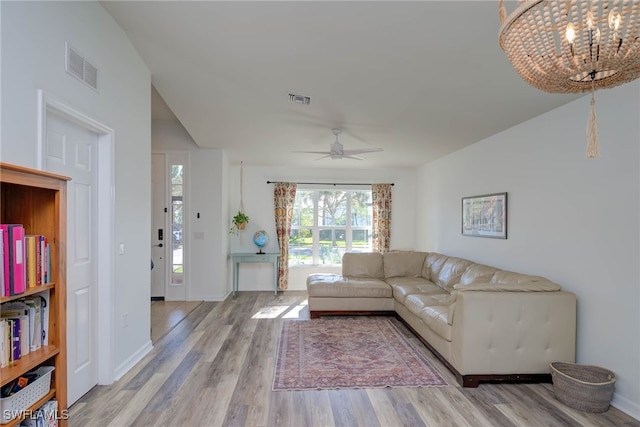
[461,192,507,239]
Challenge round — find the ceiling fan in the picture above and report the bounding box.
[294,128,383,160]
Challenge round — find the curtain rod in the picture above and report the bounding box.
[266,181,394,186]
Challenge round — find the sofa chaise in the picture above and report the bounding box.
[306,251,577,387]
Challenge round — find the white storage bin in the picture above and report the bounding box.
[0,366,54,424]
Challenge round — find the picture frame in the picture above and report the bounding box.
[461,192,507,239]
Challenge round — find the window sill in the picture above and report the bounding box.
[289,264,341,268]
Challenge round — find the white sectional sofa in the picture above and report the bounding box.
[306,251,577,387]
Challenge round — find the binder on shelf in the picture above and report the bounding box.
[2,224,26,295]
[0,319,6,368]
[1,225,11,296]
[26,235,37,288]
[23,297,43,349]
[9,317,21,362]
[0,231,4,297]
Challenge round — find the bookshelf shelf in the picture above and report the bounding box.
[0,346,60,387]
[0,283,55,304]
[0,163,68,426]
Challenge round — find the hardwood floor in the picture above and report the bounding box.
[150,300,203,343]
[70,292,639,427]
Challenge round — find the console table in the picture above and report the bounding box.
[231,252,281,296]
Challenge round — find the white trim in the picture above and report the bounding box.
[611,393,640,421]
[113,340,153,381]
[37,90,116,385]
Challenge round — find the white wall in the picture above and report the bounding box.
[1,2,152,379]
[417,82,640,418]
[152,120,229,300]
[228,165,418,292]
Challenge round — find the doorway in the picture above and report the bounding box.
[40,91,115,402]
[151,152,188,301]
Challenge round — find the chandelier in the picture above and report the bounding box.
[499,0,640,157]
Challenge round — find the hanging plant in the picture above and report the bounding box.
[230,161,249,235]
[230,211,249,235]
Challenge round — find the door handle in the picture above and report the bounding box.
[153,243,163,248]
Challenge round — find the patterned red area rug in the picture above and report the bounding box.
[273,317,448,391]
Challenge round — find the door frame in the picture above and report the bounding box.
[37,90,116,385]
[152,150,189,301]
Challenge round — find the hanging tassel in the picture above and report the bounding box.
[586,91,600,158]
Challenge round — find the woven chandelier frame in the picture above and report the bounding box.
[499,0,640,94]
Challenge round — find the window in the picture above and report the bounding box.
[171,164,184,285]
[289,189,372,265]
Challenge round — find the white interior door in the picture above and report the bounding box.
[45,112,98,405]
[151,153,167,299]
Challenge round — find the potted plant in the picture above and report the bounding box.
[230,211,249,235]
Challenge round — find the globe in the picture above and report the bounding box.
[253,230,269,254]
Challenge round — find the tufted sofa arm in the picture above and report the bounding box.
[450,289,576,376]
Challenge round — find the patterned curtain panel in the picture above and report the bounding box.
[274,182,297,290]
[372,183,392,253]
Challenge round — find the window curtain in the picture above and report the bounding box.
[372,183,392,253]
[274,182,297,290]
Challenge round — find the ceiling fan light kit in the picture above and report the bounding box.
[498,0,640,158]
[294,128,383,160]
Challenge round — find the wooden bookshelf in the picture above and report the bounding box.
[0,163,68,426]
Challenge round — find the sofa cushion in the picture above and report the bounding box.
[423,252,448,280]
[490,270,553,286]
[434,257,474,291]
[306,273,391,298]
[403,293,432,316]
[458,263,500,286]
[342,252,384,279]
[420,306,452,341]
[383,251,426,278]
[389,280,447,303]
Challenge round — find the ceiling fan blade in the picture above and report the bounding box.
[341,155,365,160]
[342,148,383,155]
[292,150,332,155]
[315,155,331,161]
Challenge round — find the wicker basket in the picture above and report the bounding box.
[550,362,616,413]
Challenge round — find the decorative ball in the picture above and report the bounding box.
[253,230,269,249]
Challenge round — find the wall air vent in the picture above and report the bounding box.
[65,43,98,91]
[288,93,310,105]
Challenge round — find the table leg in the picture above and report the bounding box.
[274,258,279,295]
[233,261,239,296]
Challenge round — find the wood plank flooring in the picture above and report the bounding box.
[150,300,203,343]
[70,292,639,427]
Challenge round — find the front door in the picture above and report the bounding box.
[45,112,98,405]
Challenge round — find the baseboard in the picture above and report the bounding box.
[113,339,153,381]
[611,392,640,421]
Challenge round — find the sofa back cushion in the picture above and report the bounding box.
[383,251,426,278]
[434,257,474,290]
[490,270,552,285]
[459,263,500,286]
[342,253,384,279]
[423,252,448,281]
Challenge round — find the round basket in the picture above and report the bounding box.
[550,362,616,413]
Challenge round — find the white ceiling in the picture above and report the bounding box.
[102,1,582,169]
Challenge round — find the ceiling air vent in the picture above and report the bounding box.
[288,93,310,105]
[65,43,98,91]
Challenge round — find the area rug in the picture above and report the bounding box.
[272,317,448,391]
